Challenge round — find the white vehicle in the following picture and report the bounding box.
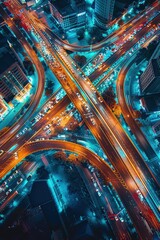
[97,191,101,197]
[0,150,4,156]
[98,97,103,103]
[119,217,124,222]
[17,178,23,185]
[8,176,13,181]
[14,170,19,175]
[91,118,96,125]
[6,189,12,196]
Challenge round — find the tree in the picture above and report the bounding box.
[88,26,103,43]
[36,166,49,179]
[53,151,67,160]
[113,104,121,118]
[0,127,9,137]
[45,88,52,96]
[43,5,50,14]
[74,55,87,67]
[68,154,77,162]
[103,87,116,109]
[23,57,34,75]
[77,28,85,40]
[47,79,54,89]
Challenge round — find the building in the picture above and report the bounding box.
[140,57,160,94]
[71,0,86,12]
[49,0,86,31]
[0,52,29,103]
[152,121,160,136]
[70,220,95,240]
[20,0,39,7]
[140,93,160,113]
[72,0,86,28]
[94,0,115,29]
[29,180,66,240]
[0,98,8,116]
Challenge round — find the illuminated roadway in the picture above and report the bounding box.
[0,5,45,146]
[116,54,160,160]
[31,24,160,235]
[89,17,160,82]
[8,139,156,239]
[1,0,160,198]
[0,0,158,150]
[36,1,159,52]
[0,1,160,238]
[0,97,71,176]
[50,13,160,195]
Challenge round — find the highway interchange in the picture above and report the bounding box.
[0,0,160,239]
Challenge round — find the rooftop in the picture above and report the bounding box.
[0,51,15,75]
[50,0,75,16]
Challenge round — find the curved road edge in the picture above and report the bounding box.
[0,139,156,239]
[0,5,45,145]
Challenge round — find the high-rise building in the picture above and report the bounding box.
[49,0,86,31]
[0,52,29,103]
[71,0,86,13]
[71,0,86,28]
[94,0,115,29]
[152,121,160,136]
[140,57,160,94]
[140,93,160,113]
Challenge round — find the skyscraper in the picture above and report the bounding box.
[49,0,86,31]
[0,52,29,103]
[140,57,160,94]
[94,0,115,29]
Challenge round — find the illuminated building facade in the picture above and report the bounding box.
[152,121,160,136]
[0,97,8,115]
[0,53,29,103]
[140,57,160,94]
[49,0,86,31]
[94,0,115,29]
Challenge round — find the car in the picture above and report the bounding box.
[85,104,90,111]
[136,189,143,200]
[91,87,96,93]
[17,178,23,185]
[8,176,13,181]
[27,174,32,181]
[98,96,103,103]
[0,150,4,156]
[14,170,19,175]
[76,93,83,100]
[46,129,51,135]
[119,217,124,222]
[97,191,101,197]
[6,189,12,196]
[115,216,119,221]
[91,118,96,125]
[1,181,8,188]
[91,177,95,182]
[16,134,20,138]
[43,125,49,131]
